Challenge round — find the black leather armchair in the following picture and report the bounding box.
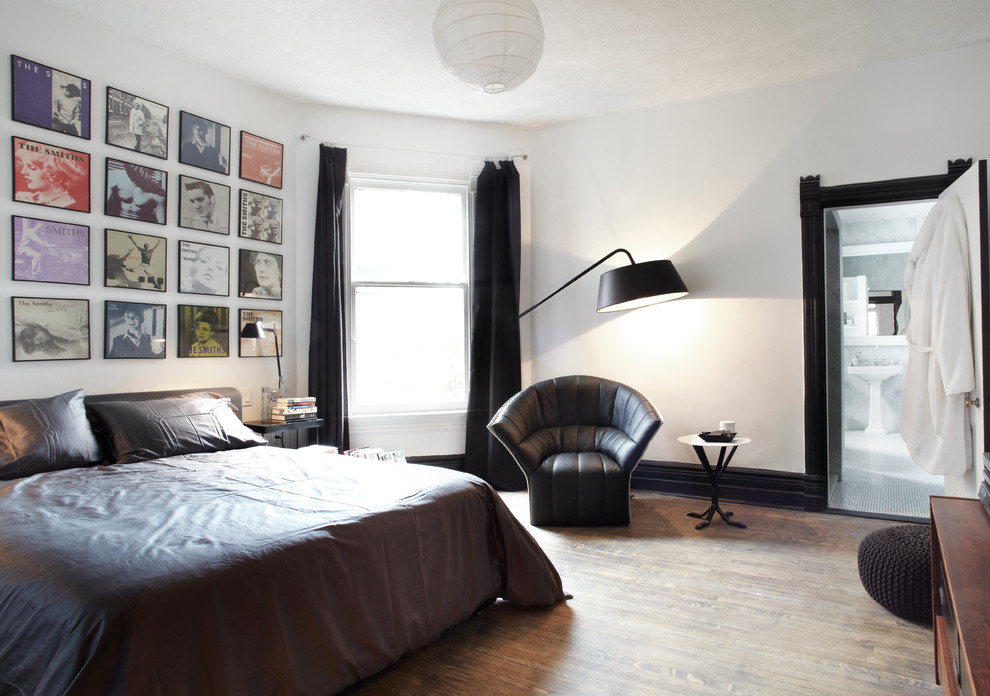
[488,375,662,526]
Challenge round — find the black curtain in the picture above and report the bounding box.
[464,160,525,490]
[308,145,349,450]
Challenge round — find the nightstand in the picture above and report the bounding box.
[244,418,324,449]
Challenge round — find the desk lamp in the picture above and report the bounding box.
[240,320,284,418]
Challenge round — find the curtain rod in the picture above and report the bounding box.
[299,134,527,161]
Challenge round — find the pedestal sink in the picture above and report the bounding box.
[848,364,903,434]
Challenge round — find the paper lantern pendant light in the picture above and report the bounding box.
[433,0,545,94]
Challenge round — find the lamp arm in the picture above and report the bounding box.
[267,327,284,395]
[518,248,636,318]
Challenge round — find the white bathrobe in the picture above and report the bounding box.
[901,195,975,475]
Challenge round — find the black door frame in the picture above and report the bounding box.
[798,159,973,511]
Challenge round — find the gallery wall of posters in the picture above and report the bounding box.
[6,50,289,373]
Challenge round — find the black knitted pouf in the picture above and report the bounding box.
[857,524,932,623]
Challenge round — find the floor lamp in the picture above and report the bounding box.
[519,248,688,317]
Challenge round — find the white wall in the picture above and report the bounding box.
[528,43,990,475]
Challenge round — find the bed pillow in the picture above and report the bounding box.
[0,389,101,480]
[87,395,266,464]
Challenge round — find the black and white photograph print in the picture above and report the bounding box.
[179,240,229,297]
[238,249,283,300]
[106,87,168,159]
[179,111,230,175]
[239,189,282,243]
[177,304,229,358]
[12,296,90,362]
[105,300,165,359]
[104,228,166,292]
[105,158,167,225]
[179,175,230,234]
[11,55,91,139]
[12,216,89,286]
[239,308,282,357]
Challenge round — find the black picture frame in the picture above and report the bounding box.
[12,136,90,212]
[179,111,230,175]
[12,215,90,286]
[238,308,283,357]
[178,174,230,234]
[105,158,167,225]
[104,228,166,292]
[104,300,166,359]
[11,55,91,139]
[238,189,282,244]
[238,248,283,300]
[177,304,229,358]
[178,239,230,297]
[239,131,283,189]
[12,296,90,362]
[106,87,168,159]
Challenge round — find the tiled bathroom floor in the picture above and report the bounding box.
[828,431,944,520]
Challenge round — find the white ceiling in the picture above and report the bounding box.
[42,0,990,128]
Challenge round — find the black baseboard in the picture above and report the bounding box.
[632,460,826,512]
[408,455,828,512]
[407,454,465,470]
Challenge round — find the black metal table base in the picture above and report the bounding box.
[687,444,747,530]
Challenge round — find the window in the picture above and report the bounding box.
[347,176,470,415]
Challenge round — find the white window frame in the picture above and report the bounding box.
[345,173,472,418]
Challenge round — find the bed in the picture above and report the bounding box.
[0,387,566,695]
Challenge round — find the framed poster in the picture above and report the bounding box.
[238,248,282,300]
[12,136,90,212]
[12,215,89,285]
[179,174,230,234]
[238,189,282,243]
[178,240,229,296]
[239,308,282,357]
[179,111,230,175]
[12,296,90,362]
[177,304,229,358]
[104,228,166,291]
[105,300,166,359]
[239,131,283,188]
[106,87,168,159]
[105,158,167,224]
[11,55,91,139]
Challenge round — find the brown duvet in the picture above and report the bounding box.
[0,445,566,695]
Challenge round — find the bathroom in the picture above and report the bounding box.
[826,200,944,520]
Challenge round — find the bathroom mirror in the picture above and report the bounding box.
[867,290,902,336]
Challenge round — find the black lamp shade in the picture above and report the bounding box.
[239,320,266,339]
[596,260,689,312]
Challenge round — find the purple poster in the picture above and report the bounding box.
[13,216,89,285]
[11,56,91,139]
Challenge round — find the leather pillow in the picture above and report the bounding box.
[88,395,266,464]
[0,389,101,480]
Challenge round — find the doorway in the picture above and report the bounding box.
[798,159,974,518]
[824,201,943,520]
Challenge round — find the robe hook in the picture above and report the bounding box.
[965,397,981,408]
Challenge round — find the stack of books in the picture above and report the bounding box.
[270,396,317,423]
[343,447,407,463]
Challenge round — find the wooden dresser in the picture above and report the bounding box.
[930,496,990,696]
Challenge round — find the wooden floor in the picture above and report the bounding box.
[341,491,939,696]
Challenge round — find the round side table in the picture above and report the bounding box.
[677,434,751,530]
